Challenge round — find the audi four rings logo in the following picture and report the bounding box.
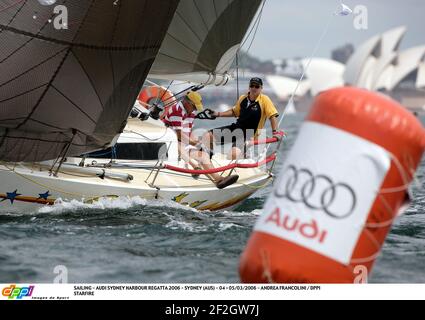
[274,165,357,219]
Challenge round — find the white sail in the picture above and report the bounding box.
[149,0,262,85]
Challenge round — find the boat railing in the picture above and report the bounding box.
[163,153,277,174]
[145,131,285,188]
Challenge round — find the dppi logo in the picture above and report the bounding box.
[2,285,35,300]
[274,165,357,219]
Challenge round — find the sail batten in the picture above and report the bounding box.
[0,0,180,162]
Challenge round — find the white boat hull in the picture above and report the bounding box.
[0,162,272,212]
[0,116,278,213]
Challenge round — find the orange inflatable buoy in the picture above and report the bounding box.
[137,86,176,118]
[240,87,425,283]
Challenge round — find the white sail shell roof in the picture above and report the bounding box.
[380,26,407,56]
[343,34,381,86]
[266,75,311,100]
[374,63,396,91]
[371,53,398,90]
[416,63,425,89]
[357,56,380,89]
[344,26,407,88]
[387,46,425,90]
[301,58,344,95]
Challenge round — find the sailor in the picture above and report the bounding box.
[162,91,239,189]
[205,77,281,159]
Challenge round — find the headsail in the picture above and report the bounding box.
[149,0,262,85]
[0,0,179,162]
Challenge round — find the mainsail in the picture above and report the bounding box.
[149,0,262,85]
[0,0,179,162]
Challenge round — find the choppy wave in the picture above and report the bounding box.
[38,196,148,213]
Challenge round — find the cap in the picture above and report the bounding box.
[186,91,203,111]
[249,77,263,86]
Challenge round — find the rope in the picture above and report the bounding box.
[361,151,416,229]
[123,128,170,142]
[83,149,113,158]
[2,163,87,197]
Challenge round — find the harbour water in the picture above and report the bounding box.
[0,114,424,283]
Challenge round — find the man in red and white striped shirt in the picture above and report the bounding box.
[162,100,196,136]
[162,91,239,189]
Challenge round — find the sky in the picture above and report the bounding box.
[248,0,425,61]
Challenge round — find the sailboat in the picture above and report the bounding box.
[0,0,281,212]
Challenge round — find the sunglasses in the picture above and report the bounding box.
[250,84,260,89]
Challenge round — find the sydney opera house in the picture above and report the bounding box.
[266,26,425,114]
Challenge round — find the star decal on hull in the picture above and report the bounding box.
[38,191,51,200]
[0,190,22,204]
[0,190,55,205]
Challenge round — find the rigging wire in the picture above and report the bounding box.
[140,1,267,102]
[215,0,267,84]
[237,0,267,79]
[243,0,267,56]
[159,80,174,102]
[141,79,201,110]
[278,11,337,128]
[240,0,267,51]
[230,0,266,106]
[267,1,351,154]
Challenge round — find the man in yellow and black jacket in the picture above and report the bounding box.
[205,77,281,158]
